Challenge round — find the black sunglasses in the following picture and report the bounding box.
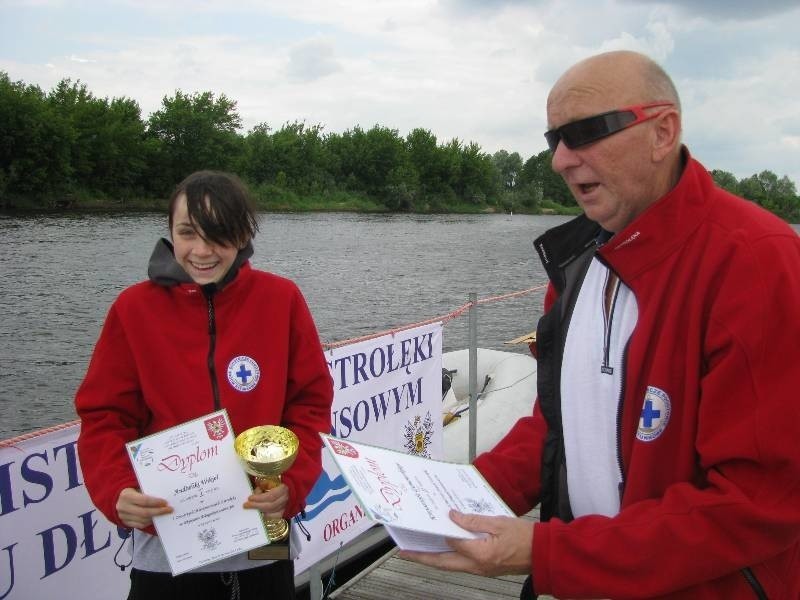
[544,102,674,153]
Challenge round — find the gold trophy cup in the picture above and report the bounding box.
[234,425,299,560]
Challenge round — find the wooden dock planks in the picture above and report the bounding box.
[329,509,550,600]
[330,549,530,600]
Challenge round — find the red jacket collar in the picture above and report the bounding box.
[599,150,715,282]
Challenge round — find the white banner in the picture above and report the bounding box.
[0,424,130,600]
[294,322,443,574]
[0,322,443,598]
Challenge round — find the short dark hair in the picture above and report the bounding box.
[168,170,259,247]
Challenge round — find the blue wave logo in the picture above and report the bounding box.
[302,468,352,520]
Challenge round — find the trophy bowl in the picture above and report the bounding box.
[234,425,299,543]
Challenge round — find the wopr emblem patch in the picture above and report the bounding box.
[227,355,260,392]
[636,386,671,442]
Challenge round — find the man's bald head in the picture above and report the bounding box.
[545,51,685,233]
[547,51,680,123]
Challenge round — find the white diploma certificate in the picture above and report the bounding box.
[126,410,269,575]
[320,434,514,552]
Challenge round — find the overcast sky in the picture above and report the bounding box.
[2,0,799,186]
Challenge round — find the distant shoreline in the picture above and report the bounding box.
[1,194,583,216]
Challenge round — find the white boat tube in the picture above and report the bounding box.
[441,348,537,463]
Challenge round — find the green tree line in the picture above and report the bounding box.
[1,72,798,221]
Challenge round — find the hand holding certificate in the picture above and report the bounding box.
[126,410,270,575]
[320,433,514,552]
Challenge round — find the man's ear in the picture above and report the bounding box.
[651,110,681,162]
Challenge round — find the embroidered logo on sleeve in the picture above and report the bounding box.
[227,355,261,392]
[636,386,671,442]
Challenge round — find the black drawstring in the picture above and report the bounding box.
[220,572,241,600]
[294,510,312,541]
[113,528,134,571]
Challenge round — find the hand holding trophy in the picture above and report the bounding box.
[234,425,299,559]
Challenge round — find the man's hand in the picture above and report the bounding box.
[116,487,173,529]
[398,510,533,577]
[243,482,289,519]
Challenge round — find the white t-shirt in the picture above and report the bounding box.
[561,257,638,518]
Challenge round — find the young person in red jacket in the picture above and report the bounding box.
[400,51,800,599]
[75,171,334,599]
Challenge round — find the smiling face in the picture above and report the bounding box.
[546,51,682,233]
[170,193,240,285]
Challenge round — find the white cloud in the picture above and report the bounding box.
[681,47,800,183]
[68,54,96,64]
[286,38,342,82]
[1,0,798,186]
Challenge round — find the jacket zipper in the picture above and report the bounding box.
[594,254,627,499]
[204,289,221,410]
[615,341,629,502]
[601,271,620,375]
[741,567,768,599]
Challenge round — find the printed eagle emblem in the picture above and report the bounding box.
[403,412,434,458]
[204,415,228,441]
[464,498,493,514]
[198,527,220,551]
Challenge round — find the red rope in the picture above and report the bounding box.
[0,419,80,449]
[475,285,547,305]
[322,284,546,351]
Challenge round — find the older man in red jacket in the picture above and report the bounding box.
[401,50,800,600]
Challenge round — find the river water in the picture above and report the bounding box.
[0,211,571,440]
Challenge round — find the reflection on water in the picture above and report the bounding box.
[0,211,568,439]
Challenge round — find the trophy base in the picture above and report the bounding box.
[248,535,291,561]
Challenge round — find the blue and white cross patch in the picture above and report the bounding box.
[636,386,671,442]
[227,355,261,392]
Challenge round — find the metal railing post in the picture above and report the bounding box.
[309,563,323,599]
[468,292,478,462]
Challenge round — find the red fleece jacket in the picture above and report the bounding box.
[76,262,333,530]
[475,157,800,599]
